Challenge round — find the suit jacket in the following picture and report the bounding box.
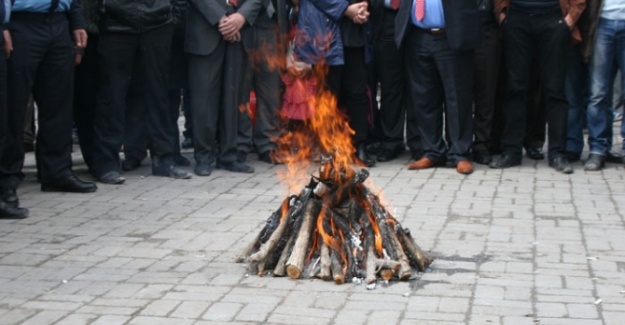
[370,0,388,41]
[395,0,481,51]
[494,0,586,43]
[185,0,262,56]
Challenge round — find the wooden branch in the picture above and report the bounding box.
[330,250,345,284]
[235,231,261,263]
[319,238,331,281]
[365,244,377,284]
[273,235,294,277]
[388,231,413,280]
[286,199,321,279]
[397,227,433,272]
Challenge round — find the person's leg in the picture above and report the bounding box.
[565,42,588,163]
[493,10,534,166]
[472,13,501,164]
[376,10,406,161]
[92,32,138,178]
[586,18,616,162]
[341,46,374,167]
[405,28,446,165]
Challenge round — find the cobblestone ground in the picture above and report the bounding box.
[1,138,624,325]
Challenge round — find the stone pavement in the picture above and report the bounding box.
[1,145,624,325]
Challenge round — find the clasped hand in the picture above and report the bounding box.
[219,13,245,42]
[345,2,369,24]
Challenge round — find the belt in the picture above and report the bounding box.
[420,27,446,35]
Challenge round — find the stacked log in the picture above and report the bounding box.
[236,166,433,285]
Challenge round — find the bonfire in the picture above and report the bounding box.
[236,66,432,286]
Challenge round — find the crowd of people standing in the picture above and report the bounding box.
[1,0,624,219]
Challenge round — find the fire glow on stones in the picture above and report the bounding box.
[236,65,432,287]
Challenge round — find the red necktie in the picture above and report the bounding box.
[415,0,424,21]
[391,0,400,10]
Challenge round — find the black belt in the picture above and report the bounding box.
[415,26,446,35]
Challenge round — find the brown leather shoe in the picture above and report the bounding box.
[407,157,436,170]
[456,160,474,175]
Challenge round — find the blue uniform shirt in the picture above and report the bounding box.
[12,0,73,13]
[411,0,446,29]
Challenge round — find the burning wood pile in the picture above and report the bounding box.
[236,68,432,286]
[236,160,433,286]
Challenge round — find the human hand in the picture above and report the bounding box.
[73,29,88,48]
[224,31,241,42]
[344,2,368,20]
[219,13,246,39]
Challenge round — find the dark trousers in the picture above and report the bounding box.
[499,10,569,158]
[238,25,283,155]
[0,13,75,190]
[374,9,406,150]
[92,25,175,176]
[187,40,248,165]
[473,12,501,153]
[74,34,99,174]
[405,26,474,163]
[374,9,406,149]
[123,25,188,162]
[327,46,370,143]
[524,60,546,150]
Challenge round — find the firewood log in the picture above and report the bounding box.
[397,227,433,271]
[273,235,293,277]
[319,237,331,280]
[235,231,261,263]
[330,250,345,284]
[286,199,321,279]
[388,231,413,280]
[249,188,312,264]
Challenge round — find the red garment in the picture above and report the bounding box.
[281,71,317,121]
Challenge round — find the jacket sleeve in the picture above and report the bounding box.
[68,0,87,30]
[567,0,586,25]
[189,0,228,26]
[493,0,509,17]
[310,0,349,21]
[237,0,263,26]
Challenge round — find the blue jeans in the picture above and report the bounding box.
[587,18,625,155]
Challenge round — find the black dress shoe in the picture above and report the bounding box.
[258,151,283,164]
[0,201,28,219]
[377,146,403,162]
[489,154,522,169]
[221,161,255,173]
[525,146,545,160]
[357,143,375,167]
[121,158,142,171]
[584,153,605,171]
[41,175,98,193]
[181,137,193,149]
[98,171,126,184]
[194,163,213,177]
[152,165,192,179]
[2,189,19,208]
[472,150,493,165]
[174,155,191,167]
[550,156,573,174]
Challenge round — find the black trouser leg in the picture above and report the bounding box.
[375,10,406,150]
[74,34,99,174]
[473,13,501,153]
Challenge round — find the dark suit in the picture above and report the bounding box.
[395,0,481,163]
[186,0,261,166]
